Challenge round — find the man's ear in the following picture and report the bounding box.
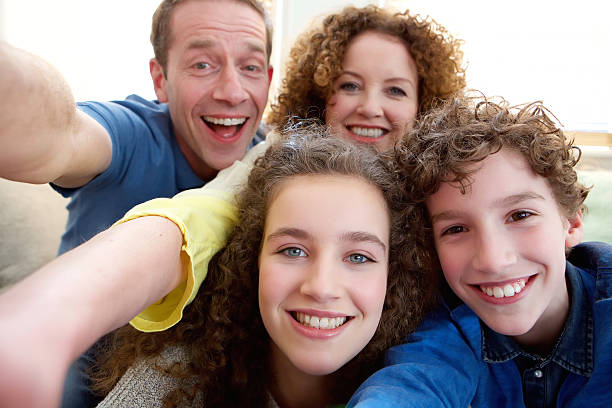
[268,66,273,84]
[565,209,584,249]
[150,58,168,102]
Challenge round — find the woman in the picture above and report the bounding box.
[93,129,436,407]
[267,5,465,151]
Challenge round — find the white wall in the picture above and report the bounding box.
[1,0,160,101]
[2,0,610,132]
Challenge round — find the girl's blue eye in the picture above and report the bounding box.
[346,253,371,264]
[282,247,306,257]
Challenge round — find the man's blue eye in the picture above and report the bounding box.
[194,62,210,69]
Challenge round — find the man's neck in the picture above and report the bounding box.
[175,132,218,181]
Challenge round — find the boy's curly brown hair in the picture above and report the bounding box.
[395,94,590,264]
[92,126,437,407]
[266,5,465,129]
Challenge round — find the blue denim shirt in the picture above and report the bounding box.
[481,263,593,408]
[348,242,612,408]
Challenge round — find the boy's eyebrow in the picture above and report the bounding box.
[494,192,546,207]
[429,192,547,223]
[265,228,387,252]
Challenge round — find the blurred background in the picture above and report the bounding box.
[1,0,610,287]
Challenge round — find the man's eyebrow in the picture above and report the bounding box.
[339,231,387,252]
[186,39,215,51]
[185,39,265,57]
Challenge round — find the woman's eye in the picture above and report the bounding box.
[441,225,466,236]
[510,210,534,222]
[339,82,359,92]
[346,253,372,264]
[281,247,306,257]
[388,86,407,96]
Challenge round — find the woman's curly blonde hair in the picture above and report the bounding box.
[92,127,438,407]
[395,94,589,269]
[266,5,465,129]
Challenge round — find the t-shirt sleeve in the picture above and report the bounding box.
[113,190,238,332]
[53,101,142,197]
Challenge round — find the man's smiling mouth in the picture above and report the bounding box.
[201,116,247,138]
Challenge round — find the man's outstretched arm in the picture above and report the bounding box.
[0,41,111,188]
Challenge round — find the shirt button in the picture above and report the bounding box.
[534,370,543,378]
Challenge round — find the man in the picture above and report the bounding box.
[0,0,272,406]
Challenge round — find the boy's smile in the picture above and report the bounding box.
[426,148,583,349]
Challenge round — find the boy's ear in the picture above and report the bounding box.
[564,209,584,249]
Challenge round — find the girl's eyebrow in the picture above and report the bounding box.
[266,227,310,242]
[266,228,386,252]
[339,231,387,252]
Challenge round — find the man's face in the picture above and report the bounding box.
[151,0,271,180]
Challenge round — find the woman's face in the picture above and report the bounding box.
[325,31,419,152]
[258,174,389,378]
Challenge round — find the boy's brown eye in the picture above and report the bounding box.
[510,211,533,222]
[442,225,465,236]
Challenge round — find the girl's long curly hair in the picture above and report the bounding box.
[92,127,438,407]
[266,5,465,129]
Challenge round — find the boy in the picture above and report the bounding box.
[349,96,612,407]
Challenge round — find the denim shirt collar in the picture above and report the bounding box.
[479,262,594,377]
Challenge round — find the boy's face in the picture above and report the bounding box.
[426,148,583,346]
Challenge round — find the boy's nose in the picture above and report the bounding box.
[299,257,342,303]
[472,231,517,275]
[212,66,249,106]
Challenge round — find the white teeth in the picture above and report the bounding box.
[349,126,384,138]
[295,312,347,330]
[203,116,246,126]
[480,279,527,299]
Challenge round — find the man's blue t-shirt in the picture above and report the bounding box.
[52,94,262,254]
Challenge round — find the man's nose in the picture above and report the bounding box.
[212,66,249,106]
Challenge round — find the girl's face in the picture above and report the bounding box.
[325,30,419,152]
[258,174,389,379]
